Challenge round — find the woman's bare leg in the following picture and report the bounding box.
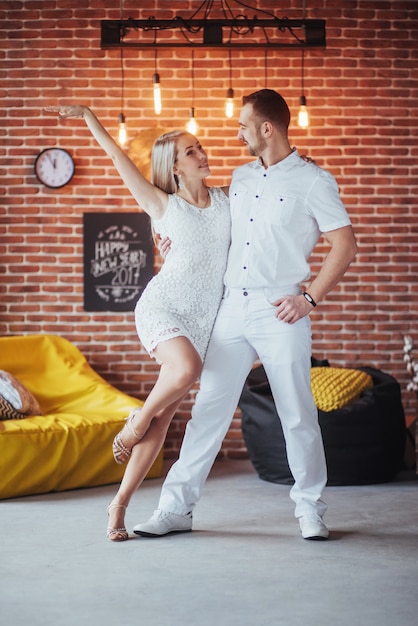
[107,398,184,532]
[114,336,202,458]
[108,337,202,531]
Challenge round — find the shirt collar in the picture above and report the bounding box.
[254,148,300,172]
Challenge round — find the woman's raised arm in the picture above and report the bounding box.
[45,105,167,220]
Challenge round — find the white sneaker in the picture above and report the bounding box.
[299,514,329,540]
[133,509,193,537]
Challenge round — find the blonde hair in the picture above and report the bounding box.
[150,130,187,244]
[151,130,187,193]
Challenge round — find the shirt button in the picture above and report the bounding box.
[243,291,248,296]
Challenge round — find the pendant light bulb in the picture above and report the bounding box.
[153,72,162,115]
[118,112,128,147]
[186,107,198,135]
[225,87,234,119]
[297,95,309,129]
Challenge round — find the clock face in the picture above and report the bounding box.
[34,148,75,188]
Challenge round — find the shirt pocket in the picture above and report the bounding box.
[230,185,249,216]
[261,194,296,226]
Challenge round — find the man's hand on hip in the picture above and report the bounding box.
[273,294,313,324]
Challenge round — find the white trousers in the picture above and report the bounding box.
[158,288,328,519]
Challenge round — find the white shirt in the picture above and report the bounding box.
[224,150,352,302]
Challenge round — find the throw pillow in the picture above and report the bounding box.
[311,367,373,412]
[0,370,43,419]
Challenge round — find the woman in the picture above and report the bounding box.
[47,105,231,541]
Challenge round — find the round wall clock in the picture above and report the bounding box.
[34,147,75,188]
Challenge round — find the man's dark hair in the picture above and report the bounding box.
[242,89,290,131]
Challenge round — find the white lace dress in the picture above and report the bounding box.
[134,187,231,362]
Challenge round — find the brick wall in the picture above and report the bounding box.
[1,0,418,460]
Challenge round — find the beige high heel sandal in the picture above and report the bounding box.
[112,408,144,465]
[106,503,129,542]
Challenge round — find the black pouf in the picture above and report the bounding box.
[239,364,406,486]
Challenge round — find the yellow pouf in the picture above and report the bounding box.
[0,334,163,499]
[311,367,373,412]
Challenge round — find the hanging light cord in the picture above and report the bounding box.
[301,49,305,94]
[191,49,195,107]
[154,39,158,73]
[120,48,125,113]
[120,0,125,113]
[301,0,306,95]
[264,49,268,88]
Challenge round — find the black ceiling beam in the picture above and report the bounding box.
[100,18,326,49]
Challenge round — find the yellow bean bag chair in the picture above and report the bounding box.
[0,334,163,499]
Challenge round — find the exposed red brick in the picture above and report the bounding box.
[2,1,418,460]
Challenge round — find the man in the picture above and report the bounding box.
[134,89,357,540]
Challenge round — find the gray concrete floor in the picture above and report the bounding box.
[1,459,417,626]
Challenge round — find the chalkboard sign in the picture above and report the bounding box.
[83,212,154,311]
